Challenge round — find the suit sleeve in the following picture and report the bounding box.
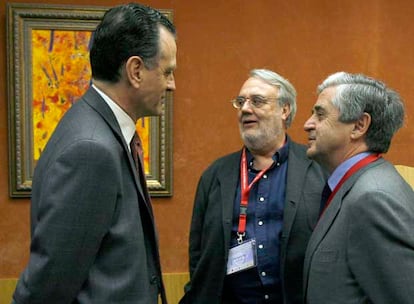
[347,188,414,304]
[13,139,119,304]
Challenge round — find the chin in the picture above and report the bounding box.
[306,148,316,159]
[153,106,163,116]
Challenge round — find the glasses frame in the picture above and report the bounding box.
[230,95,279,109]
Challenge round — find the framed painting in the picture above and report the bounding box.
[7,3,173,197]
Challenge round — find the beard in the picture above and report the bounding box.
[240,124,282,152]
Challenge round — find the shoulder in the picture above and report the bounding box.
[347,159,414,212]
[288,140,328,179]
[202,150,241,174]
[194,150,242,191]
[355,159,409,192]
[289,140,307,153]
[288,140,315,163]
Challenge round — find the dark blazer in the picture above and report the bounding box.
[180,140,326,304]
[12,88,166,304]
[303,158,414,304]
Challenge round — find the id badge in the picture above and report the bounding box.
[226,239,257,275]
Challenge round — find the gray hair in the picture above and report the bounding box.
[318,72,405,153]
[250,69,297,128]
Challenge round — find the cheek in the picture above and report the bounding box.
[237,111,243,121]
[315,124,334,145]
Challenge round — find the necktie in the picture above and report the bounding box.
[319,183,332,216]
[130,132,152,205]
[130,132,143,171]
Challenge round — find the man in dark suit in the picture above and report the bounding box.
[180,69,326,304]
[303,72,414,304]
[12,3,176,304]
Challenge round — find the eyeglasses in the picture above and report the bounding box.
[230,95,278,109]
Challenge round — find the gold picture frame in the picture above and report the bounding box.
[7,3,173,197]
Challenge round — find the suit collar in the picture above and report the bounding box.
[91,84,136,145]
[83,87,124,138]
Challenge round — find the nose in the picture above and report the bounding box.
[167,74,176,91]
[303,116,314,132]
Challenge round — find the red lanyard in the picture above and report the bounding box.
[320,153,381,217]
[237,148,273,243]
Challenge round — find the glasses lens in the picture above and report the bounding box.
[232,95,274,108]
[234,97,246,108]
[251,95,267,107]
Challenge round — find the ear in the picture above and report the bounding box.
[281,103,291,121]
[351,112,371,139]
[125,56,144,88]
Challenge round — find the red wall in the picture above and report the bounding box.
[1,0,414,277]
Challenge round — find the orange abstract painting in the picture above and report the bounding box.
[32,29,150,172]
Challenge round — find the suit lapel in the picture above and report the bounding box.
[282,142,312,246]
[302,178,347,294]
[218,151,242,253]
[304,185,344,261]
[82,87,152,216]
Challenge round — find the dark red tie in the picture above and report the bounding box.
[130,132,143,169]
[130,132,152,206]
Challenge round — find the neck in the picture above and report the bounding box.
[93,79,137,121]
[327,142,370,173]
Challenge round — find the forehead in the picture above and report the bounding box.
[158,26,177,67]
[239,77,278,95]
[315,86,337,108]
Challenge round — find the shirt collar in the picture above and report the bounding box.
[92,84,136,150]
[328,151,373,190]
[246,136,290,170]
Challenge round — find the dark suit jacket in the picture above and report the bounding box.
[12,88,166,304]
[180,140,326,304]
[303,158,414,304]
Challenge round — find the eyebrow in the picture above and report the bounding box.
[237,94,265,98]
[311,104,327,115]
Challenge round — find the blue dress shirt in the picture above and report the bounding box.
[223,139,289,304]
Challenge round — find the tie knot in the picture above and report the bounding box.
[131,132,138,145]
[321,183,332,199]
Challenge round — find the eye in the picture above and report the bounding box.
[250,95,267,107]
[238,97,248,107]
[164,69,174,78]
[315,110,325,120]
